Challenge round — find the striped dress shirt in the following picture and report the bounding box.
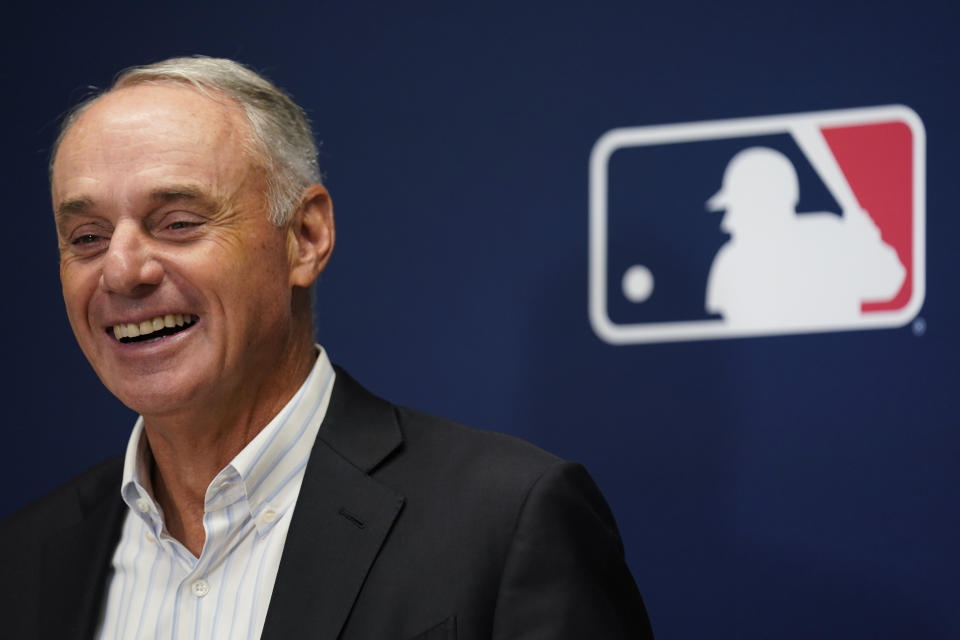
[95,348,336,640]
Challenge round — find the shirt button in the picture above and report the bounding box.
[135,498,150,513]
[261,508,278,523]
[144,532,156,544]
[191,580,210,598]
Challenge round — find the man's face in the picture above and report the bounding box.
[52,83,303,417]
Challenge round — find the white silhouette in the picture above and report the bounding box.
[705,137,905,330]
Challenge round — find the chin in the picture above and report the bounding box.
[103,373,208,418]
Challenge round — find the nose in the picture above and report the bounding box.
[100,221,164,296]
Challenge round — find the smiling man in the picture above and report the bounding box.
[1,57,653,639]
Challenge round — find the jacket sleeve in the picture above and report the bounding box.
[490,461,655,639]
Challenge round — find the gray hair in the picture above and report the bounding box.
[51,56,321,226]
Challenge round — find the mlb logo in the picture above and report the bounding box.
[588,106,925,344]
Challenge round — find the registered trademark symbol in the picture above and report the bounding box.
[912,317,927,336]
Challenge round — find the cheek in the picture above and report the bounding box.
[207,245,288,308]
[234,254,293,322]
[59,263,99,329]
[238,235,292,283]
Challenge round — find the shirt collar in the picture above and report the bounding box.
[120,346,336,536]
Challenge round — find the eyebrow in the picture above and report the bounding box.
[55,196,95,218]
[147,185,213,206]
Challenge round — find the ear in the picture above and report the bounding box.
[287,184,335,288]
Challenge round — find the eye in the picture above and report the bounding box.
[155,211,205,237]
[72,234,102,245]
[65,230,108,257]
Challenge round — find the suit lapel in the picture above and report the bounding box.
[40,462,125,640]
[261,369,406,640]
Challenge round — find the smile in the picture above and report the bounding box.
[109,314,198,344]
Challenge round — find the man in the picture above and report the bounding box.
[0,57,653,639]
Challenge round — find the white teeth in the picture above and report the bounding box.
[112,314,195,341]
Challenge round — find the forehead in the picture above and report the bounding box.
[51,83,255,208]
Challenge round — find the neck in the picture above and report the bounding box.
[142,337,318,556]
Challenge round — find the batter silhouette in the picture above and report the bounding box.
[705,147,905,329]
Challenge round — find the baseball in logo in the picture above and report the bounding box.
[589,106,925,344]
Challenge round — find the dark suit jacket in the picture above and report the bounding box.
[0,369,653,639]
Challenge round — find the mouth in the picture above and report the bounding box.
[108,314,199,344]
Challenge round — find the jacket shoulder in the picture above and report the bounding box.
[325,367,562,486]
[396,405,561,469]
[0,456,123,543]
[372,404,587,554]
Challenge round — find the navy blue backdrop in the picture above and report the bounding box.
[3,2,957,637]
